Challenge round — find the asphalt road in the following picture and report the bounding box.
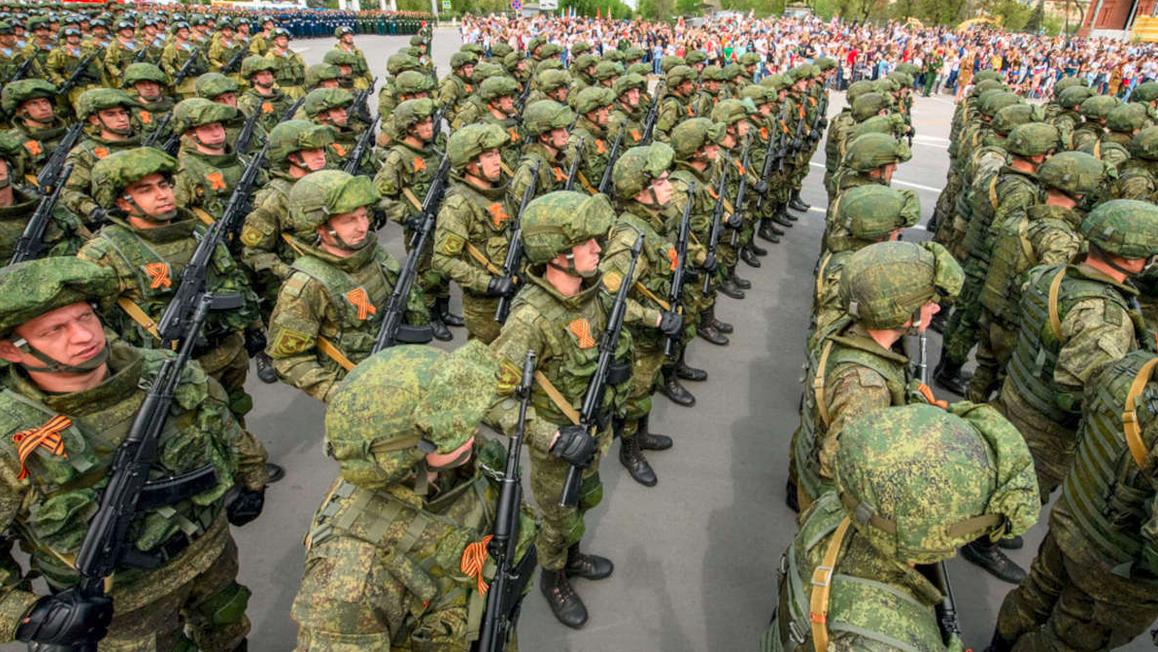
[9,28,1143,652]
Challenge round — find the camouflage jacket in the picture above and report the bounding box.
[375,140,441,228]
[0,187,86,262]
[330,44,373,87]
[45,44,103,91]
[602,205,678,345]
[508,143,570,207]
[432,175,514,296]
[132,96,176,146]
[238,87,294,132]
[240,173,299,281]
[263,49,306,97]
[160,41,209,95]
[103,38,145,85]
[173,146,251,222]
[5,119,71,174]
[436,73,473,124]
[654,91,697,142]
[569,118,614,196]
[62,131,141,225]
[1114,159,1158,202]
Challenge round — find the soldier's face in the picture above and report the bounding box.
[20,97,54,123]
[477,149,502,182]
[496,96,515,114]
[322,107,348,127]
[0,34,15,46]
[34,27,49,40]
[569,238,602,274]
[590,105,609,126]
[338,64,353,76]
[318,80,340,89]
[134,81,162,100]
[176,28,189,40]
[550,87,568,103]
[293,148,329,172]
[0,303,107,372]
[118,27,133,38]
[547,127,569,150]
[96,107,132,135]
[253,71,275,88]
[66,34,80,45]
[678,80,693,96]
[118,173,177,220]
[643,173,673,206]
[215,93,238,107]
[414,116,434,141]
[192,122,227,151]
[323,207,370,248]
[274,36,288,48]
[341,34,354,45]
[460,64,474,79]
[702,143,720,161]
[621,88,640,108]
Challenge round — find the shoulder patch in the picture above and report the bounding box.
[603,271,622,293]
[269,327,312,357]
[439,232,465,256]
[240,225,263,248]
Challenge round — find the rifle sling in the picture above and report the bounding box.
[809,515,852,652]
[401,188,424,213]
[192,208,215,227]
[117,297,162,341]
[317,336,356,372]
[465,242,503,276]
[533,371,581,426]
[576,170,599,196]
[634,281,670,311]
[500,161,515,178]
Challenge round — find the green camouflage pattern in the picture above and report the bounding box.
[612,143,674,200]
[1082,198,1158,259]
[840,241,963,330]
[0,258,115,336]
[90,146,178,210]
[1036,151,1111,195]
[284,169,379,237]
[841,133,911,172]
[75,87,137,120]
[1004,122,1061,158]
[521,191,614,265]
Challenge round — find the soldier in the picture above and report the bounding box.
[1071,95,1120,152]
[61,89,142,227]
[207,18,247,77]
[695,65,728,116]
[375,98,460,342]
[709,99,758,296]
[19,17,52,81]
[654,65,698,143]
[169,98,252,223]
[990,348,1158,651]
[0,21,26,85]
[486,190,630,629]
[160,22,209,100]
[263,28,305,100]
[304,63,342,92]
[265,170,429,402]
[438,51,477,126]
[526,69,572,107]
[302,88,371,175]
[465,76,523,174]
[45,26,103,112]
[0,257,267,650]
[329,25,371,89]
[376,52,423,118]
[608,73,648,147]
[103,18,144,87]
[508,100,575,205]
[237,55,293,133]
[604,144,685,487]
[195,73,267,154]
[792,241,962,510]
[823,133,911,255]
[823,80,875,199]
[1115,126,1158,202]
[571,53,598,91]
[766,403,1039,651]
[291,340,533,649]
[0,135,84,261]
[123,63,177,147]
[569,87,618,195]
[375,69,437,151]
[248,16,275,57]
[1049,85,1094,149]
[1,79,70,174]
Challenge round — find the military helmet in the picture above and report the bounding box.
[392,98,436,137]
[1035,151,1109,197]
[846,80,875,104]
[887,71,914,89]
[1082,199,1158,259]
[739,84,775,106]
[711,99,753,126]
[991,104,1044,136]
[303,88,353,118]
[1053,76,1088,95]
[684,51,707,66]
[538,69,572,93]
[670,118,725,161]
[1004,122,1060,158]
[268,120,334,168]
[472,62,505,85]
[450,51,477,71]
[491,42,513,59]
[815,57,837,72]
[480,75,519,102]
[460,43,486,58]
[602,49,626,65]
[850,114,907,142]
[395,70,436,96]
[386,53,421,77]
[842,133,912,172]
[304,64,342,89]
[835,185,920,242]
[1,79,56,114]
[1106,103,1148,133]
[624,47,646,63]
[334,25,353,37]
[851,92,889,122]
[973,70,1003,84]
[1132,81,1158,104]
[666,65,696,87]
[594,61,624,82]
[534,58,564,76]
[522,100,573,137]
[539,43,563,59]
[241,55,275,78]
[739,52,761,67]
[286,169,380,237]
[1130,126,1158,161]
[1057,85,1094,109]
[521,191,614,265]
[90,147,177,210]
[573,53,598,73]
[172,98,237,133]
[122,63,167,88]
[501,51,524,73]
[613,143,674,200]
[573,86,615,114]
[76,88,137,121]
[0,258,117,339]
[613,73,647,98]
[569,41,591,57]
[194,72,239,100]
[628,63,652,77]
[1080,94,1121,121]
[701,65,725,82]
[873,77,900,95]
[978,90,1022,118]
[836,403,1039,563]
[840,241,963,329]
[660,56,686,74]
[787,65,812,83]
[893,62,918,76]
[760,74,790,93]
[970,80,1006,98]
[447,123,509,170]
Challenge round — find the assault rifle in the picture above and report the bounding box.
[220,46,247,75]
[755,116,780,212]
[371,153,450,351]
[641,82,665,144]
[477,350,539,652]
[776,106,790,174]
[597,128,624,195]
[10,164,72,265]
[36,123,83,193]
[431,106,445,141]
[663,181,692,359]
[9,56,35,83]
[58,53,98,96]
[562,138,583,191]
[727,139,752,248]
[344,115,379,175]
[171,45,205,88]
[515,76,534,114]
[133,44,151,63]
[701,163,729,296]
[495,160,541,324]
[559,235,642,508]
[281,95,307,122]
[351,77,377,123]
[235,109,262,156]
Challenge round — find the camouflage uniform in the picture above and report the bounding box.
[0,257,266,650]
[123,64,177,147]
[262,30,306,99]
[507,101,575,207]
[1070,95,1119,152]
[170,99,252,223]
[62,89,142,228]
[44,36,103,111]
[102,31,146,88]
[0,80,72,176]
[237,56,294,133]
[765,403,1039,652]
[1049,86,1093,150]
[266,170,428,402]
[607,73,648,148]
[569,87,618,196]
[303,88,372,177]
[823,133,911,257]
[654,66,698,143]
[437,52,477,127]
[160,34,210,100]
[823,81,874,199]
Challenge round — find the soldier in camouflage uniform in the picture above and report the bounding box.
[525,68,571,107]
[655,65,699,143]
[62,89,141,228]
[991,348,1158,652]
[376,52,423,119]
[196,72,268,154]
[608,73,648,148]
[160,22,209,100]
[1049,85,1094,150]
[303,64,342,92]
[438,51,477,127]
[569,87,618,196]
[1114,126,1158,202]
[266,170,429,402]
[375,69,437,151]
[791,241,962,511]
[432,124,517,344]
[823,133,911,256]
[45,27,103,112]
[1071,95,1120,152]
[486,191,630,629]
[695,65,728,116]
[766,403,1038,652]
[509,100,575,205]
[0,257,268,650]
[823,80,875,199]
[102,18,145,88]
[375,98,460,343]
[169,99,252,224]
[1,79,70,176]
[262,28,305,100]
[237,55,294,133]
[328,25,372,89]
[0,134,84,261]
[302,88,372,176]
[207,18,247,80]
[292,340,535,650]
[604,144,685,487]
[122,63,176,147]
[461,76,523,174]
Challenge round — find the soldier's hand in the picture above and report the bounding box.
[16,589,113,646]
[657,310,683,336]
[551,425,596,468]
[486,276,514,298]
[753,180,769,195]
[227,487,266,527]
[244,329,268,358]
[702,253,718,273]
[726,212,743,229]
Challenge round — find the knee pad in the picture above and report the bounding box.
[198,582,251,626]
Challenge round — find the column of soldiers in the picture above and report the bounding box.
[766,49,1158,652]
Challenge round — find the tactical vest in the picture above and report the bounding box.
[979,174,1041,321]
[762,493,944,652]
[290,248,400,371]
[1058,350,1158,569]
[0,345,230,590]
[180,151,245,220]
[1006,264,1138,428]
[795,324,909,504]
[959,156,1008,271]
[607,214,675,346]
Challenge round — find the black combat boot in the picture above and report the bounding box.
[698,310,729,345]
[254,352,277,384]
[565,544,614,580]
[748,240,768,256]
[709,307,734,334]
[771,209,794,227]
[719,275,745,300]
[732,269,752,289]
[675,353,707,381]
[998,535,1024,550]
[933,358,971,396]
[741,246,761,268]
[540,568,588,629]
[789,191,810,212]
[638,414,673,450]
[266,463,286,484]
[619,432,657,487]
[437,297,465,327]
[757,220,782,243]
[429,315,452,341]
[660,367,696,406]
[960,540,1026,584]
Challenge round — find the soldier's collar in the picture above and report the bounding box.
[525,268,603,307]
[828,323,909,364]
[9,341,142,416]
[1072,262,1140,296]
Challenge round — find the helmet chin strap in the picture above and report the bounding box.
[12,338,109,374]
[326,227,370,252]
[548,251,597,279]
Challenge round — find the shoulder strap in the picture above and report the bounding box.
[988,175,1000,211]
[533,371,580,425]
[816,252,833,302]
[814,339,836,429]
[116,297,162,341]
[809,516,852,652]
[1047,266,1067,341]
[1122,356,1158,472]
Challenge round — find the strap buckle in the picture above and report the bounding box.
[788,619,807,645]
[811,564,834,588]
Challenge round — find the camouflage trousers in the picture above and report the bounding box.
[403,227,451,307]
[996,528,1158,652]
[932,171,964,244]
[529,426,613,571]
[196,332,253,419]
[462,293,501,345]
[103,522,250,651]
[968,310,1018,403]
[622,338,666,433]
[993,385,1078,504]
[292,535,475,652]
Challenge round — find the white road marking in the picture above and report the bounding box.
[807,162,943,193]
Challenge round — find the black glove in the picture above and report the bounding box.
[658,311,683,336]
[486,276,514,298]
[89,208,108,225]
[15,589,113,646]
[753,180,769,195]
[244,329,267,358]
[227,487,266,527]
[702,253,718,273]
[551,425,597,468]
[726,212,743,229]
[404,214,426,232]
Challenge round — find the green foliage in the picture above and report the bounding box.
[983,0,1034,30]
[559,0,635,17]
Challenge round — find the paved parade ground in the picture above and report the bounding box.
[204,29,1156,652]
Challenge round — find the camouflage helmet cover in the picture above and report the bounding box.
[990,104,1044,136]
[479,75,519,101]
[851,92,890,122]
[1004,122,1061,158]
[665,64,696,87]
[0,258,118,338]
[1,79,56,114]
[835,185,920,242]
[538,69,572,93]
[447,122,509,170]
[845,80,875,104]
[840,240,963,328]
[1132,81,1158,104]
[1081,199,1158,259]
[76,88,138,120]
[241,55,275,78]
[286,169,380,237]
[172,97,238,133]
[842,133,912,172]
[1057,85,1094,109]
[1130,126,1158,160]
[573,86,614,114]
[388,53,422,77]
[302,88,353,118]
[391,98,436,137]
[90,147,178,210]
[1080,94,1121,120]
[670,118,726,160]
[613,73,646,98]
[710,99,753,126]
[267,120,335,167]
[613,143,674,200]
[449,51,477,70]
[194,72,239,99]
[395,70,436,95]
[1106,103,1148,133]
[521,191,614,264]
[1033,151,1110,197]
[122,62,168,87]
[522,100,573,136]
[304,63,342,88]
